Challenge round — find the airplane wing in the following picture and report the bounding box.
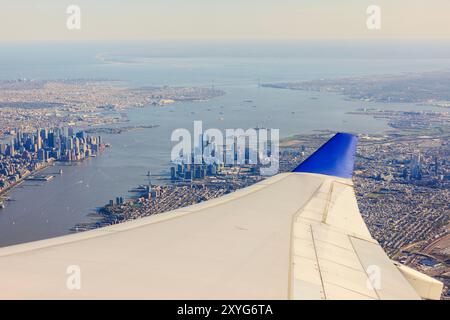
[0,133,443,300]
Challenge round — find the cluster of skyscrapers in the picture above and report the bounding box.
[170,127,275,181]
[170,162,221,181]
[0,127,104,163]
[0,127,105,193]
[398,154,442,181]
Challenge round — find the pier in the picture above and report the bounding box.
[25,175,54,182]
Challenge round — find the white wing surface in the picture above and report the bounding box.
[0,133,442,299]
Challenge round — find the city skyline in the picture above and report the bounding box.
[0,2,448,300]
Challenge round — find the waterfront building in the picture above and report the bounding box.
[0,126,105,194]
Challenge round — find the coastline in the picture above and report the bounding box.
[0,147,108,205]
[0,160,54,199]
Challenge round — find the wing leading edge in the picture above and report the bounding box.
[0,133,442,299]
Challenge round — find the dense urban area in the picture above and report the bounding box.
[0,74,449,299]
[281,130,449,299]
[0,79,224,133]
[73,112,449,298]
[0,127,105,198]
[262,71,450,108]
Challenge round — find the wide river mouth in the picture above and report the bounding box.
[1,42,449,246]
[0,84,443,247]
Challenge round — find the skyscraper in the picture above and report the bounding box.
[8,140,15,157]
[37,129,42,150]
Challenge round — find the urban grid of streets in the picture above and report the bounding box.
[0,77,449,299]
[82,114,449,299]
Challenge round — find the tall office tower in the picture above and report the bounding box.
[410,154,422,180]
[68,138,74,150]
[48,132,55,148]
[54,135,61,151]
[74,138,80,154]
[16,129,21,144]
[38,149,46,161]
[194,165,202,179]
[37,129,42,150]
[62,127,68,137]
[177,163,183,175]
[53,127,60,137]
[60,135,67,152]
[192,131,203,164]
[68,127,74,137]
[0,143,6,155]
[41,128,48,141]
[9,140,15,157]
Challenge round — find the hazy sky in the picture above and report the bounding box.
[1,0,449,42]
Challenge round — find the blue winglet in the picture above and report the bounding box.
[292,133,357,179]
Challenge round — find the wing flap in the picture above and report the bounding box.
[0,132,438,300]
[350,237,421,300]
[290,174,423,300]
